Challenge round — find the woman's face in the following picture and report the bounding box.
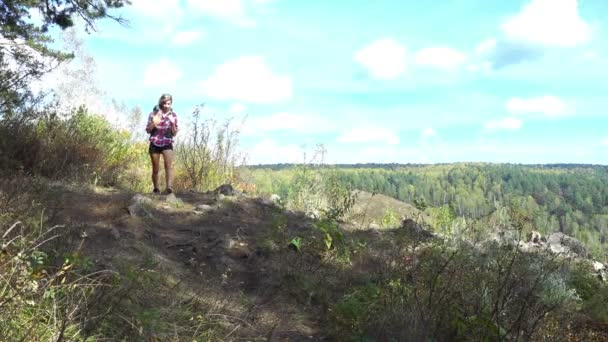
[160,100,172,112]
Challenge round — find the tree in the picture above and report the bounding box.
[0,0,129,117]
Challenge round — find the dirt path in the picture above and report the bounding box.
[48,186,326,340]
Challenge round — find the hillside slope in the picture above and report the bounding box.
[11,182,606,341]
[46,185,327,340]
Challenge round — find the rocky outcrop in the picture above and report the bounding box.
[127,194,154,218]
[401,218,435,239]
[546,232,588,258]
[214,184,238,196]
[515,230,588,258]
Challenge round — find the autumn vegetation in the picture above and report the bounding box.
[1,1,608,340]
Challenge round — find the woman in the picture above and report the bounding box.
[146,93,178,194]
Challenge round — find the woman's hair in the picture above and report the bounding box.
[158,93,173,106]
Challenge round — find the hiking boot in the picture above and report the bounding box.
[152,188,160,194]
[165,187,173,195]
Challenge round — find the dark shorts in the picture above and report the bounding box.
[149,143,173,154]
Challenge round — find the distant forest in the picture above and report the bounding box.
[247,163,608,258]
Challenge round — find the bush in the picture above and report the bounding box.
[175,105,244,192]
[0,106,139,186]
[326,234,585,341]
[0,219,103,341]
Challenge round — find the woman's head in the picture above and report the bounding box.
[158,93,173,112]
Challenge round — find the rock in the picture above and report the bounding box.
[368,223,380,230]
[261,194,283,206]
[214,184,236,196]
[548,244,568,255]
[165,193,183,206]
[196,204,213,211]
[593,261,605,272]
[227,241,251,259]
[518,241,541,253]
[401,218,435,239]
[305,209,320,220]
[547,232,588,257]
[131,194,152,205]
[527,231,543,244]
[110,227,120,240]
[222,234,252,259]
[128,194,153,218]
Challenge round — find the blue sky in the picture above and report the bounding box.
[41,0,608,164]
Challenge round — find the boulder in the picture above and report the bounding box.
[223,235,252,259]
[127,194,153,218]
[368,223,380,230]
[547,232,588,257]
[214,184,237,196]
[401,218,435,239]
[194,204,214,215]
[527,231,543,244]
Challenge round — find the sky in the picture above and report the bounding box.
[39,0,608,165]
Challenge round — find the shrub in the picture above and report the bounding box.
[0,106,138,186]
[175,105,244,192]
[0,219,103,341]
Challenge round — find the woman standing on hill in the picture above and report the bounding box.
[146,93,178,194]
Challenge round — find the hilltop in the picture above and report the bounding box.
[42,183,326,340]
[2,180,604,341]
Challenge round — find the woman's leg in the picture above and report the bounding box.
[162,149,175,191]
[150,152,161,191]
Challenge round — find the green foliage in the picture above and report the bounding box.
[31,106,137,185]
[325,237,585,341]
[175,105,244,192]
[331,283,381,338]
[380,207,400,228]
[84,260,232,340]
[568,264,608,324]
[0,0,128,115]
[0,220,99,341]
[289,237,302,252]
[0,106,140,186]
[429,205,456,234]
[249,164,608,262]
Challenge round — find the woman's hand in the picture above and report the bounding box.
[169,117,177,135]
[152,112,162,126]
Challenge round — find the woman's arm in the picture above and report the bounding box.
[146,112,159,133]
[170,113,178,136]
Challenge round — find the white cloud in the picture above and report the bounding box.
[501,0,592,47]
[187,0,244,18]
[171,31,204,45]
[422,127,437,137]
[337,127,400,145]
[185,0,273,26]
[199,56,292,104]
[143,58,183,87]
[484,117,522,130]
[242,112,333,136]
[506,96,568,117]
[247,139,303,164]
[354,38,407,80]
[131,0,181,18]
[415,47,467,70]
[475,38,497,55]
[229,103,246,114]
[466,61,492,73]
[583,50,599,59]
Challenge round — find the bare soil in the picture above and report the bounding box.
[44,185,328,340]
